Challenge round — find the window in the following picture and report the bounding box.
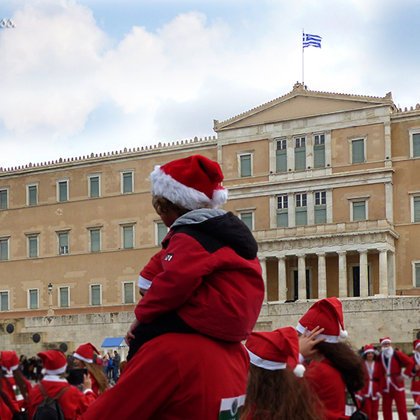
[352,139,365,164]
[0,238,9,261]
[413,196,420,222]
[123,282,135,304]
[294,137,306,171]
[314,134,325,168]
[28,289,38,309]
[410,131,420,158]
[57,180,68,202]
[89,175,100,198]
[0,291,9,311]
[276,139,287,173]
[352,201,367,221]
[239,154,252,177]
[28,235,38,258]
[0,189,8,209]
[277,195,288,227]
[90,284,101,306]
[27,184,38,206]
[414,262,420,287]
[90,229,101,252]
[295,193,307,226]
[122,171,133,194]
[315,191,327,224]
[240,212,254,231]
[59,287,70,308]
[58,232,69,255]
[156,221,169,245]
[123,225,134,249]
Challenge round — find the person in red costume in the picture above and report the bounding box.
[81,333,249,420]
[377,336,414,420]
[125,155,264,361]
[27,350,95,420]
[73,343,109,397]
[241,326,323,420]
[297,297,365,420]
[356,344,381,420]
[0,351,31,419]
[410,339,420,419]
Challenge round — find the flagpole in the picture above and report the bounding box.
[302,29,304,85]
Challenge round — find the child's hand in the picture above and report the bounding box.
[125,319,140,345]
[82,373,92,391]
[299,326,325,359]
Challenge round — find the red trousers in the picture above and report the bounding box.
[382,388,407,420]
[362,397,379,420]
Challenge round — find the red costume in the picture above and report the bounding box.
[357,359,381,420]
[305,358,348,420]
[410,341,420,409]
[377,342,414,420]
[81,333,249,420]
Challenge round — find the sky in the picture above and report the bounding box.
[1,0,420,169]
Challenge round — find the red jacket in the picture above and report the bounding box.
[411,353,420,397]
[377,349,414,392]
[357,360,381,400]
[81,333,249,420]
[305,359,348,420]
[28,377,93,420]
[2,375,32,410]
[135,210,264,342]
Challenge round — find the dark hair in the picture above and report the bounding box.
[152,196,190,217]
[314,341,365,393]
[241,366,322,420]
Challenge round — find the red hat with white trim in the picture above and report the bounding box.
[38,350,67,375]
[244,326,305,377]
[413,339,420,351]
[0,351,20,374]
[363,344,375,355]
[379,337,392,346]
[296,297,348,343]
[73,343,100,364]
[150,155,228,210]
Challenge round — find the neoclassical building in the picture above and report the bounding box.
[0,83,419,353]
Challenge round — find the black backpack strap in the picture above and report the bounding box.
[52,386,70,401]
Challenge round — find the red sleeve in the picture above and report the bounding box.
[135,233,214,323]
[396,350,415,377]
[140,249,165,281]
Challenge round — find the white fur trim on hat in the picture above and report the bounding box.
[73,352,92,364]
[246,348,287,371]
[44,364,67,375]
[138,275,152,290]
[380,338,392,345]
[296,323,340,344]
[150,167,227,210]
[1,364,18,373]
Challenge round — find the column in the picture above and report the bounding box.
[278,256,287,301]
[379,249,389,296]
[260,257,268,302]
[287,136,294,173]
[359,250,369,297]
[337,251,347,297]
[288,192,295,228]
[307,192,315,225]
[317,252,327,299]
[298,254,306,300]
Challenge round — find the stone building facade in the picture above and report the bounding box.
[0,83,419,356]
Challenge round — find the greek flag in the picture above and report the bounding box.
[303,33,322,48]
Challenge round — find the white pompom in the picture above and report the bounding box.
[340,329,348,339]
[293,364,306,377]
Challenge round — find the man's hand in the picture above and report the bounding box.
[299,326,326,359]
[125,318,140,345]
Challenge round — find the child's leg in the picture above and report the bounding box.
[127,311,197,361]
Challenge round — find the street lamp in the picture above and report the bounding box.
[47,283,54,319]
[48,283,53,293]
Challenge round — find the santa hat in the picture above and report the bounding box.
[363,344,375,355]
[38,350,67,375]
[0,351,20,374]
[379,337,392,346]
[73,343,100,364]
[413,339,420,351]
[150,155,228,210]
[244,327,306,377]
[296,297,348,343]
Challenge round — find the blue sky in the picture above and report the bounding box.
[1,0,420,168]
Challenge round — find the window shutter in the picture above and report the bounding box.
[295,148,306,170]
[314,145,325,168]
[352,140,365,163]
[240,155,252,177]
[277,210,288,227]
[315,206,327,224]
[414,197,420,222]
[413,134,420,157]
[353,201,366,220]
[415,263,420,287]
[276,150,287,172]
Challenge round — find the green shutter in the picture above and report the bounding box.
[413,134,420,158]
[60,288,69,307]
[123,226,134,249]
[123,173,133,193]
[29,290,38,309]
[314,145,325,168]
[59,182,67,202]
[352,140,365,164]
[414,197,420,222]
[240,212,253,230]
[295,208,307,226]
[0,240,8,260]
[295,148,306,170]
[353,201,366,220]
[277,210,288,227]
[124,283,134,304]
[90,229,100,252]
[28,186,37,205]
[91,285,101,305]
[0,190,7,209]
[0,292,8,311]
[315,206,327,224]
[415,263,420,287]
[240,155,251,177]
[276,150,287,172]
[90,177,99,198]
[29,237,38,258]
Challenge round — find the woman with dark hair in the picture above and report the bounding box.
[356,344,381,420]
[297,297,365,420]
[241,326,323,420]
